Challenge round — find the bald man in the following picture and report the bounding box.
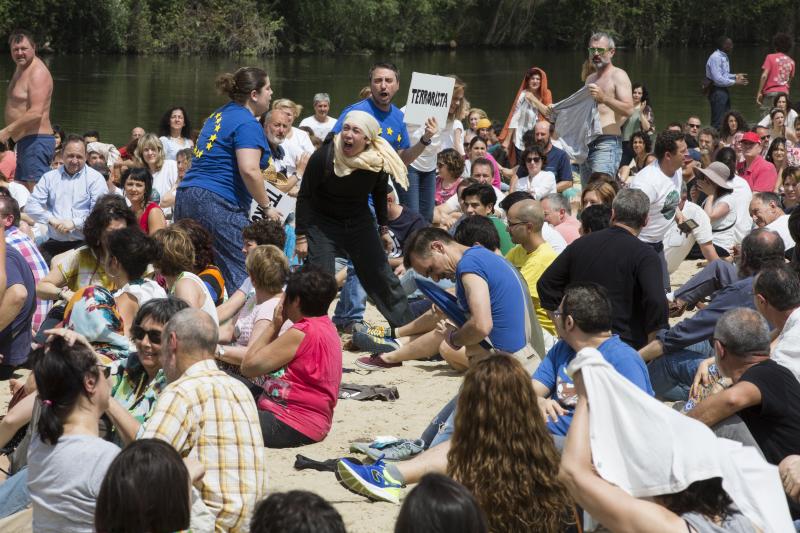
[107,308,266,532]
[506,199,558,345]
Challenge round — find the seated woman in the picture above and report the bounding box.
[174,218,227,306]
[105,226,166,335]
[153,226,219,324]
[618,130,656,183]
[581,179,618,209]
[434,148,464,206]
[27,335,119,533]
[121,167,166,235]
[242,266,341,448]
[694,162,737,258]
[510,145,556,199]
[36,195,137,305]
[217,245,291,390]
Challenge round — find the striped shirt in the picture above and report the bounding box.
[139,358,266,532]
[6,226,50,331]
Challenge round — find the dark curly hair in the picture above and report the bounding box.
[157,106,191,139]
[83,195,137,257]
[657,478,736,521]
[174,218,215,272]
[242,218,286,249]
[719,111,748,140]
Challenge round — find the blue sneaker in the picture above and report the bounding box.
[336,457,404,503]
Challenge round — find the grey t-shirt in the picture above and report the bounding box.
[682,511,756,532]
[27,434,120,533]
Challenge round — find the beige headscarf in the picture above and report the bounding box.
[333,110,409,190]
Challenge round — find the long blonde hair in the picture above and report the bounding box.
[447,75,468,121]
[134,133,166,173]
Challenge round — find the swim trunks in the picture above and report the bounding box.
[16,134,55,183]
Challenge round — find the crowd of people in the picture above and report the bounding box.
[1,25,800,533]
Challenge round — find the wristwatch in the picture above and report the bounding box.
[420,136,432,146]
[215,345,226,360]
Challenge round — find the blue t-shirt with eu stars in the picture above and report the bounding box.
[332,98,411,151]
[179,101,271,210]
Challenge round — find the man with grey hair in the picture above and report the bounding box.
[538,188,668,350]
[581,31,634,182]
[107,308,266,532]
[750,191,795,253]
[299,92,337,140]
[541,192,580,243]
[688,307,800,519]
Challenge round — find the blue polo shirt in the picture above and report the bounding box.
[179,101,271,210]
[332,98,411,151]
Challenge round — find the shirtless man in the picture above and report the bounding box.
[582,31,633,182]
[1,30,54,191]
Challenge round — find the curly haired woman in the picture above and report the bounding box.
[447,355,576,532]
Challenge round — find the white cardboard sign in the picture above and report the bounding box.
[404,72,455,126]
[249,181,296,224]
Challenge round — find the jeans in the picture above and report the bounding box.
[400,167,436,222]
[648,340,714,401]
[174,186,250,291]
[708,87,730,130]
[420,395,458,449]
[333,260,367,327]
[0,467,30,519]
[307,210,413,327]
[674,259,739,307]
[580,135,622,186]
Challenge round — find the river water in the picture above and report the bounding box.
[0,47,778,145]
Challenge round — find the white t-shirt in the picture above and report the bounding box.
[281,128,315,170]
[730,175,754,244]
[151,159,179,201]
[766,213,796,251]
[158,136,194,161]
[772,306,800,383]
[114,278,168,307]
[542,222,567,254]
[298,115,337,141]
[234,293,292,346]
[445,185,506,213]
[629,162,681,243]
[705,194,738,252]
[9,180,30,208]
[758,108,798,129]
[403,103,463,172]
[515,170,556,200]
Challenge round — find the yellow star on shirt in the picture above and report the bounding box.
[397,134,402,143]
[387,127,394,136]
[215,113,222,120]
[206,142,213,150]
[209,134,217,142]
[197,150,204,157]
[214,124,221,132]
[378,127,383,136]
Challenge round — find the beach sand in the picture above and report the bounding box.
[0,259,702,532]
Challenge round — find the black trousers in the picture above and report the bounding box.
[708,87,730,131]
[306,210,414,327]
[259,409,315,448]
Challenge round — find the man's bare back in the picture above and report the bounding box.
[2,37,52,143]
[586,65,633,136]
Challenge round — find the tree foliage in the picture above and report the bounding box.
[0,0,797,54]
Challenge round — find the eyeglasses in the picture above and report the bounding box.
[526,157,542,163]
[588,47,609,55]
[507,220,528,229]
[96,364,111,379]
[131,325,162,345]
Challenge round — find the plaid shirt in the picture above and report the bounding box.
[6,226,50,331]
[140,359,266,532]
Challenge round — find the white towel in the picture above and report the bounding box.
[567,347,793,533]
[550,87,602,164]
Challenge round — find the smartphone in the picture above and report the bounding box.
[678,219,699,233]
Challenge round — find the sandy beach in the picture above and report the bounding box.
[0,259,701,532]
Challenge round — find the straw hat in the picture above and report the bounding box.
[694,161,733,190]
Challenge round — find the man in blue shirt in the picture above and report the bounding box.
[705,36,749,129]
[533,282,654,438]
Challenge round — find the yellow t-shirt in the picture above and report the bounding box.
[505,242,558,335]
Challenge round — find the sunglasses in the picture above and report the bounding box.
[760,135,770,141]
[588,47,609,55]
[97,364,111,379]
[688,123,701,128]
[131,325,162,345]
[526,157,542,163]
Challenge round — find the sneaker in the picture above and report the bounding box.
[353,321,392,338]
[355,354,402,371]
[336,457,403,503]
[365,439,425,461]
[352,330,400,354]
[336,320,364,335]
